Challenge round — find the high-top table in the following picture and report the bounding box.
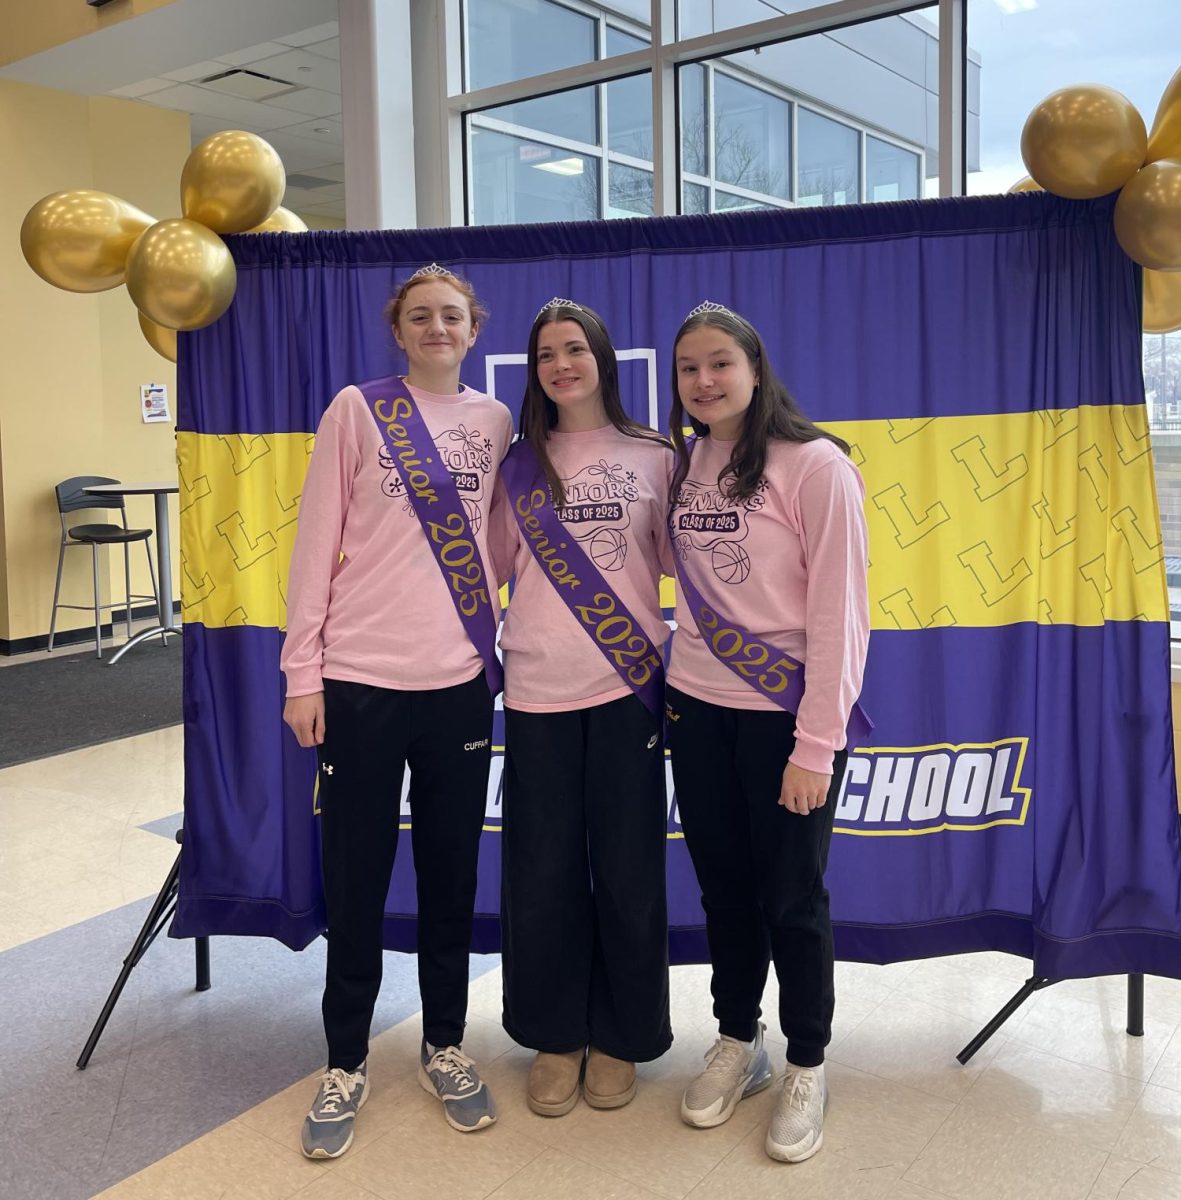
[83,481,180,664]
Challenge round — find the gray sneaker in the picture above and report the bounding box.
[765,1062,827,1162]
[418,1041,497,1132]
[680,1024,773,1128]
[300,1063,368,1159]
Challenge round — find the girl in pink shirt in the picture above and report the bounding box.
[281,266,512,1157]
[492,301,673,1117]
[664,304,869,1165]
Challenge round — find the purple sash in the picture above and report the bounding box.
[358,375,503,697]
[670,441,872,746]
[500,440,664,716]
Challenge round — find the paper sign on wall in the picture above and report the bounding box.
[141,383,170,424]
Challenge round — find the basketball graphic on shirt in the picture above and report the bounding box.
[712,542,751,585]
[463,497,482,535]
[589,527,628,572]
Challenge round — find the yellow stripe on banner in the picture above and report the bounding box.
[179,404,1167,631]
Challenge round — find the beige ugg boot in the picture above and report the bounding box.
[527,1049,585,1116]
[584,1047,637,1109]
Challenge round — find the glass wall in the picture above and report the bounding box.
[466,0,942,222]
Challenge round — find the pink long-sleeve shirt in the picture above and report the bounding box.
[492,426,675,712]
[281,381,514,696]
[667,434,869,775]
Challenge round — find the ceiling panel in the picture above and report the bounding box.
[148,82,310,130]
[162,60,231,83]
[276,116,342,143]
[244,47,340,94]
[276,21,340,48]
[304,38,340,61]
[263,86,341,118]
[215,41,292,67]
[109,78,173,97]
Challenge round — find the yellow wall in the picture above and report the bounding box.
[0,80,189,644]
[0,0,182,68]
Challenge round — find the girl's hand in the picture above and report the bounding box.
[779,761,831,815]
[284,692,326,748]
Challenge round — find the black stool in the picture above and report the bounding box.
[48,476,161,659]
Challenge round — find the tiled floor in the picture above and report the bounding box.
[6,727,1181,1200]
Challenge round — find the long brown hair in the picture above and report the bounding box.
[669,307,849,503]
[520,303,670,507]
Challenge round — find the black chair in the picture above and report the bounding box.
[48,476,161,659]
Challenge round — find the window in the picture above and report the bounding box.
[470,129,600,224]
[797,108,859,207]
[714,72,790,201]
[466,0,596,92]
[867,135,920,202]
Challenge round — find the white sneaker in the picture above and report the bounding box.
[680,1024,773,1128]
[765,1062,827,1162]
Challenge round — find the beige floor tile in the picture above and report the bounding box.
[293,1176,386,1200]
[895,954,1044,1026]
[0,903,62,951]
[1008,990,1173,1081]
[881,1184,953,1200]
[487,1147,666,1199]
[960,1040,1146,1152]
[902,1105,1107,1200]
[686,1120,906,1200]
[828,995,1004,1101]
[93,1118,328,1200]
[334,1105,546,1200]
[1147,1026,1181,1093]
[1087,1155,1181,1200]
[1049,975,1181,1029]
[1112,1083,1181,1175]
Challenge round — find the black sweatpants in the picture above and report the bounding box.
[501,695,672,1062]
[317,674,493,1071]
[665,686,846,1069]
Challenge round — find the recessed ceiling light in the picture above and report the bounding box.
[534,157,584,177]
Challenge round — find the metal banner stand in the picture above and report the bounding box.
[957,973,1145,1064]
[77,830,210,1070]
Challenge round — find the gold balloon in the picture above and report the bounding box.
[181,131,285,234]
[1021,85,1147,199]
[20,190,154,293]
[138,311,178,362]
[1008,175,1043,193]
[1114,158,1181,271]
[243,206,309,233]
[126,219,237,331]
[1145,269,1181,334]
[1147,66,1181,163]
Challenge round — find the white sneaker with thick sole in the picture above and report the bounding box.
[765,1062,827,1163]
[680,1023,773,1129]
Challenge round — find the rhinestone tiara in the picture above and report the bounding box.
[686,300,734,319]
[536,297,584,318]
[408,262,454,281]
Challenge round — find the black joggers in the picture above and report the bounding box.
[317,674,493,1071]
[501,695,672,1063]
[665,685,846,1069]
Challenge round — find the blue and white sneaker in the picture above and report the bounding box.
[680,1023,773,1128]
[300,1062,368,1159]
[418,1041,497,1132]
[765,1062,828,1162]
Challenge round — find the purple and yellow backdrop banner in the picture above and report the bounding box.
[171,194,1181,980]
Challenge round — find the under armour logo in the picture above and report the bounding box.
[321,764,334,775]
[647,734,659,750]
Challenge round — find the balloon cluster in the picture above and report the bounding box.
[19,131,309,361]
[1018,69,1181,334]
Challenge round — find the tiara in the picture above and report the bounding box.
[408,262,453,281]
[686,300,733,319]
[536,297,584,318]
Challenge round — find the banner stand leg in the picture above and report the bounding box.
[956,976,1054,1065]
[958,974,1148,1065]
[76,830,211,1070]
